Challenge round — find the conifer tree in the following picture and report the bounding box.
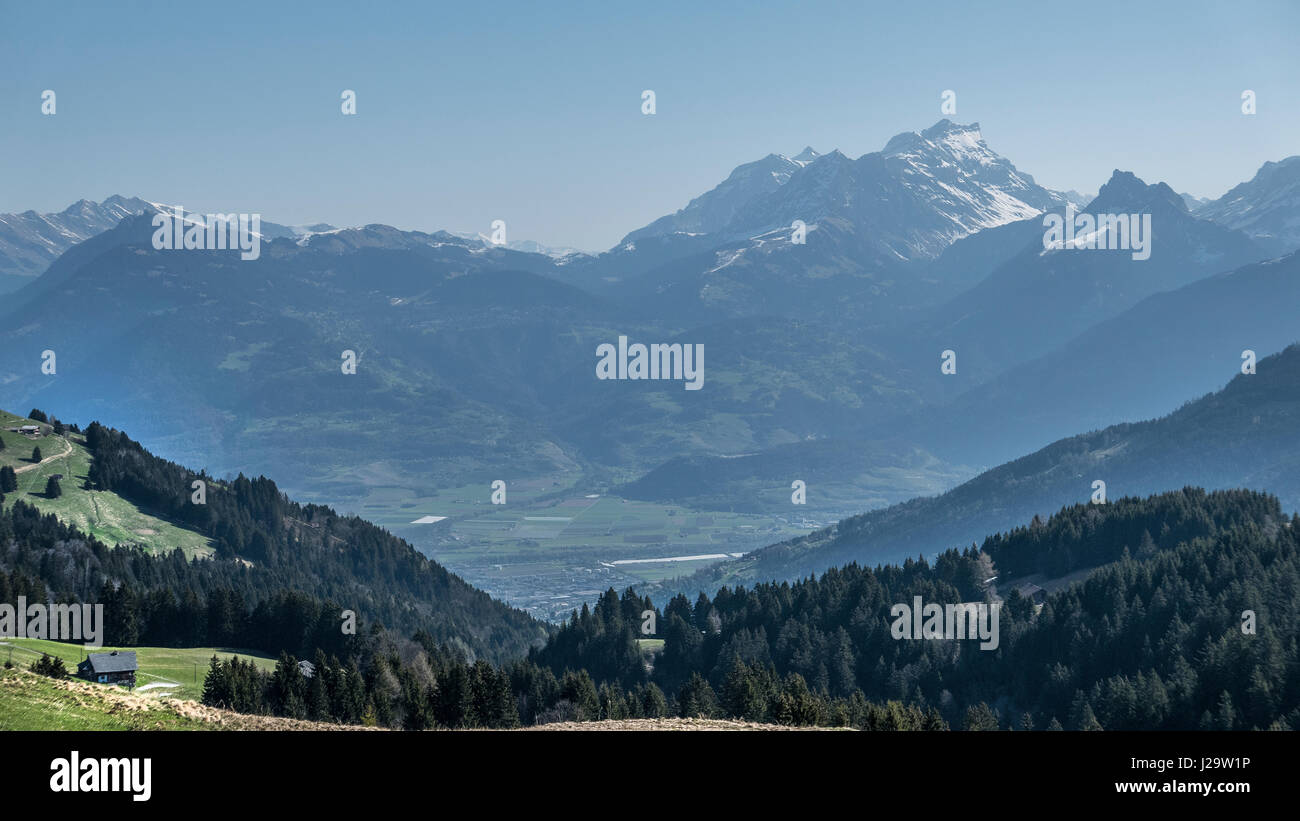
[29,653,67,679]
[306,651,331,722]
[201,655,228,707]
[677,672,718,719]
[963,702,1000,731]
[642,682,668,718]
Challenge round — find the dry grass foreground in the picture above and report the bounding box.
[2,670,850,731]
[0,670,377,731]
[523,718,852,731]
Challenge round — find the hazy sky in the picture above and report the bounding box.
[2,0,1297,251]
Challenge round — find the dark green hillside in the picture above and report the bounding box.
[1,417,549,662]
[537,488,1300,730]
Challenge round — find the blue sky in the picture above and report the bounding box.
[2,0,1297,251]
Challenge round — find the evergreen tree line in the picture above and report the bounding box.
[0,557,359,660]
[0,496,544,660]
[198,628,947,730]
[532,489,1300,730]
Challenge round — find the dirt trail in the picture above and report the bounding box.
[13,435,73,474]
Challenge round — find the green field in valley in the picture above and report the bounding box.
[366,484,818,621]
[0,637,276,703]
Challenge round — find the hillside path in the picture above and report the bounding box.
[13,435,72,474]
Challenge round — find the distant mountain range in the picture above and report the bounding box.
[0,196,337,294]
[620,146,821,244]
[918,169,1266,383]
[627,121,1067,259]
[912,250,1300,466]
[0,196,152,291]
[618,233,1300,515]
[3,123,1299,611]
[0,194,596,296]
[612,169,1283,514]
[1195,155,1300,256]
[0,212,611,503]
[554,121,1074,323]
[660,340,1300,596]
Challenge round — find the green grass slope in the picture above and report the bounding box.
[0,638,275,701]
[0,668,214,730]
[0,668,378,731]
[1,410,215,558]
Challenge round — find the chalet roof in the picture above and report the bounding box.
[84,651,137,673]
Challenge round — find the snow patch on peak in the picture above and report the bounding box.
[792,146,820,165]
[922,119,981,139]
[885,120,992,165]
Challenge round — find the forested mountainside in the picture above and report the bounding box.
[1,418,549,662]
[9,434,1297,728]
[533,489,1299,730]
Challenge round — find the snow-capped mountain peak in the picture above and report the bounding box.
[1088,170,1186,214]
[0,195,154,285]
[620,121,1069,260]
[619,151,811,245]
[711,121,1068,260]
[1197,156,1300,254]
[885,119,987,161]
[792,146,821,165]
